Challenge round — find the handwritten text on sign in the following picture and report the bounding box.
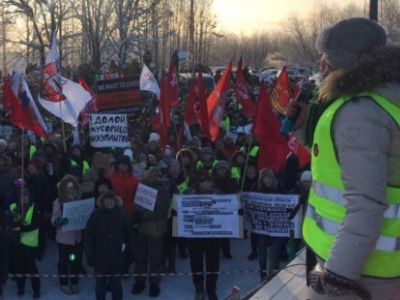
[241,192,300,238]
[134,183,158,211]
[89,114,130,148]
[175,194,240,238]
[62,198,95,232]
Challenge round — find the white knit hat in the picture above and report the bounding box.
[148,132,160,143]
[300,170,312,182]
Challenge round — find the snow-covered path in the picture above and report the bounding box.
[3,239,260,300]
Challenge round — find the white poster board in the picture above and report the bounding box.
[241,192,301,238]
[174,194,241,238]
[89,114,130,148]
[134,183,158,211]
[62,198,95,232]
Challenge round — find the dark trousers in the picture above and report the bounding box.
[58,243,83,286]
[135,234,164,285]
[95,271,122,300]
[250,232,258,254]
[221,239,231,256]
[258,235,286,279]
[10,245,40,294]
[188,238,221,294]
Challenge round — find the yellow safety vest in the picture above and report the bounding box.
[10,203,39,248]
[71,159,90,176]
[302,92,400,278]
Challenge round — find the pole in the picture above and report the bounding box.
[240,139,253,193]
[20,130,25,216]
[369,0,378,21]
[59,102,67,152]
[189,0,195,71]
[1,2,7,75]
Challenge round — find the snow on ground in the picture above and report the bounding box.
[3,239,260,300]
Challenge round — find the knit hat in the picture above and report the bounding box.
[317,18,387,70]
[148,132,160,143]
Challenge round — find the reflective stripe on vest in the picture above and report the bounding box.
[71,160,90,175]
[9,203,39,248]
[29,145,37,160]
[231,167,241,183]
[178,178,189,194]
[302,92,400,278]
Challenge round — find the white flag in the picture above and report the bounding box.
[38,35,92,127]
[140,64,160,100]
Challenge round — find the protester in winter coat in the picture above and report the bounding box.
[163,159,181,272]
[51,175,83,295]
[66,145,90,180]
[277,154,301,194]
[106,155,140,217]
[186,171,222,300]
[4,179,40,299]
[0,154,17,225]
[131,167,171,298]
[242,159,259,260]
[257,168,285,281]
[0,227,8,299]
[291,18,400,299]
[25,159,53,260]
[196,147,218,174]
[212,161,238,259]
[176,148,196,187]
[85,191,133,300]
[93,169,113,203]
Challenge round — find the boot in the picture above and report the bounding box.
[194,282,204,300]
[247,251,258,260]
[70,285,80,294]
[33,289,41,299]
[149,284,160,297]
[131,281,145,295]
[60,285,73,295]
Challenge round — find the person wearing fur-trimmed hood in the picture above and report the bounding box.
[51,175,84,295]
[289,18,400,299]
[85,190,133,300]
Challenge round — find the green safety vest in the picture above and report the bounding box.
[196,160,218,171]
[10,203,39,248]
[239,145,259,158]
[222,117,230,132]
[177,178,189,194]
[29,145,37,160]
[302,92,400,278]
[71,159,90,176]
[231,167,241,183]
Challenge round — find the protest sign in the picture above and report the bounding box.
[134,183,158,211]
[62,198,95,232]
[173,194,243,238]
[89,113,130,148]
[96,77,141,111]
[241,192,301,238]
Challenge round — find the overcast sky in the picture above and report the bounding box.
[212,0,367,35]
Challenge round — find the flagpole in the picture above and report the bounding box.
[240,139,253,193]
[20,129,25,216]
[59,101,67,152]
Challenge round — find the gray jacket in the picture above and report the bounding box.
[316,47,400,280]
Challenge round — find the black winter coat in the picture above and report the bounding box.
[85,207,132,272]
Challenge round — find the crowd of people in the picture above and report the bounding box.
[0,105,312,300]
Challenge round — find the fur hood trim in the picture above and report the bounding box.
[318,47,400,102]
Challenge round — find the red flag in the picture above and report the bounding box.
[3,78,46,137]
[207,61,232,142]
[184,76,197,126]
[271,66,292,114]
[166,53,179,108]
[159,77,171,150]
[236,57,255,117]
[195,72,210,139]
[253,81,289,172]
[288,134,311,168]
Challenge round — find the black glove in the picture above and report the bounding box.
[310,269,371,300]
